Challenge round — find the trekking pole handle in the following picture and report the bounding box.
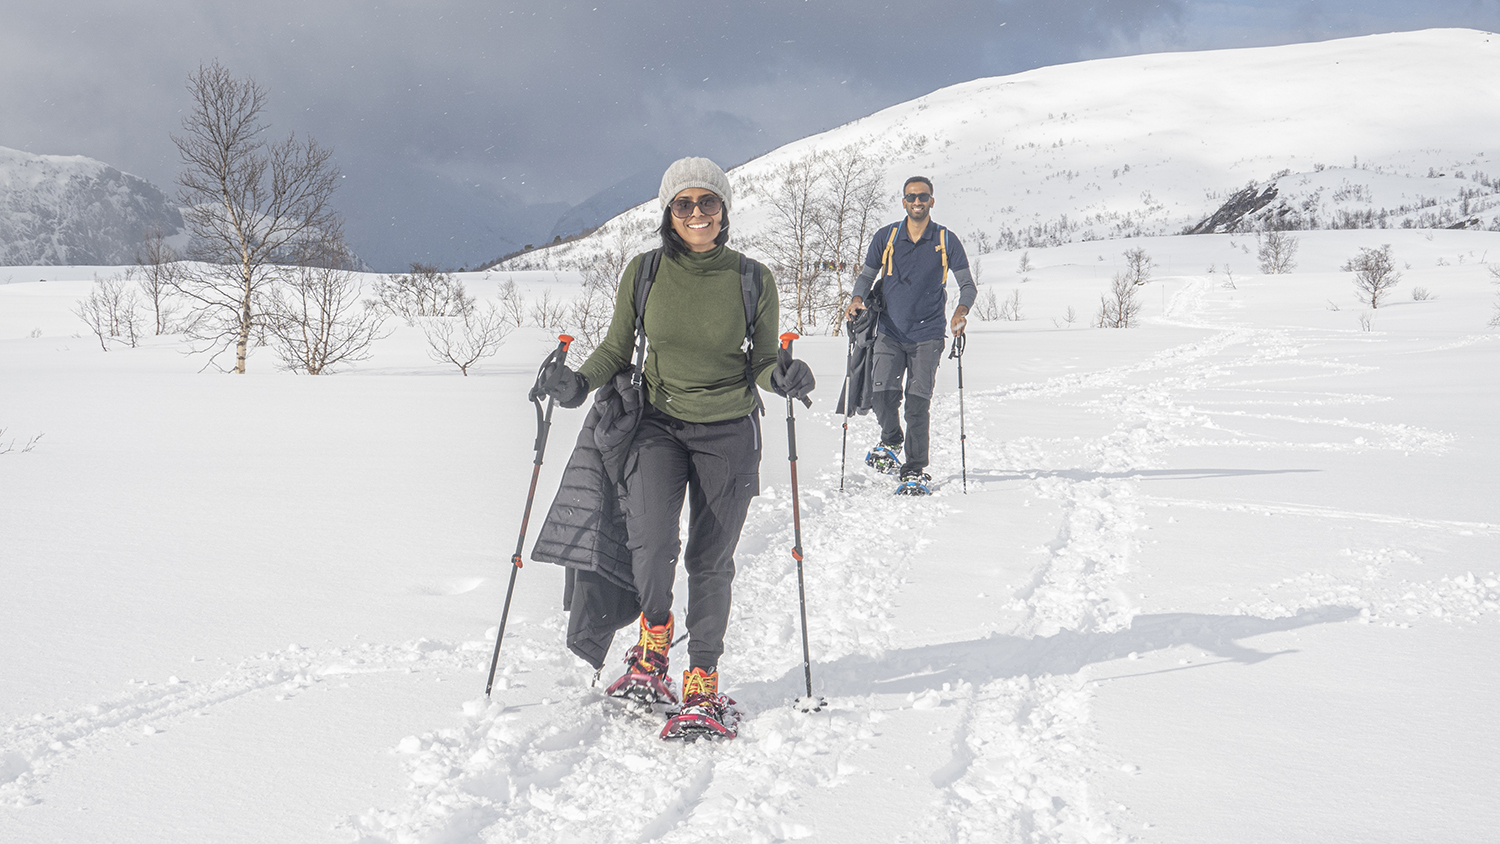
[778,332,811,409]
[555,334,573,363]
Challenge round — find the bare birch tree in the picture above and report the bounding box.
[814,145,884,334]
[172,62,342,373]
[1344,245,1401,309]
[763,153,826,334]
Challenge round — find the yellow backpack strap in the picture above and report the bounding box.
[881,224,899,275]
[936,226,949,279]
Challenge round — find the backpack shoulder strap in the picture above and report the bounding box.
[936,226,949,279]
[739,253,765,413]
[880,223,901,276]
[630,249,662,386]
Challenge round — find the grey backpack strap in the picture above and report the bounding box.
[739,253,764,414]
[630,249,662,387]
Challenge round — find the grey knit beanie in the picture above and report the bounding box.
[658,157,732,212]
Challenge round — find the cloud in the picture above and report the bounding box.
[3,1,1496,269]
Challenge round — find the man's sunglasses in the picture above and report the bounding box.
[903,192,933,203]
[670,195,723,218]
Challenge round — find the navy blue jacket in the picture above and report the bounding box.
[851,220,976,344]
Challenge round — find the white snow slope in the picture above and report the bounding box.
[515,28,1500,272]
[4,30,1500,844]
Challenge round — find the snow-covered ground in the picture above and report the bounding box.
[3,225,1498,842]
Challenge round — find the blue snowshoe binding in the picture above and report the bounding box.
[894,469,932,496]
[865,443,902,475]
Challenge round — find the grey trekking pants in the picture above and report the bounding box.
[624,405,761,671]
[871,333,945,473]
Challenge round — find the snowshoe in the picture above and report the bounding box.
[895,470,932,496]
[661,668,740,741]
[606,671,677,708]
[607,613,678,707]
[864,443,902,475]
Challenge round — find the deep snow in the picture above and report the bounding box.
[3,225,1498,843]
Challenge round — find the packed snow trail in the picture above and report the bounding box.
[9,274,1494,841]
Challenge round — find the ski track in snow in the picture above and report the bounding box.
[0,639,489,809]
[9,278,1496,840]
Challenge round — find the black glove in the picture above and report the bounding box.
[532,362,589,408]
[771,358,815,403]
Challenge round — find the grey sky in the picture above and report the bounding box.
[3,1,1497,271]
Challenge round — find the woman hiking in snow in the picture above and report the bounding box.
[533,156,815,738]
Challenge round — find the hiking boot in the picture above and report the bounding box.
[661,667,739,740]
[865,442,902,474]
[606,613,677,705]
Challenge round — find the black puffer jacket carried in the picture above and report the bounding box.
[531,371,643,668]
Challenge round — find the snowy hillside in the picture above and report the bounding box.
[0,146,184,267]
[512,28,1500,272]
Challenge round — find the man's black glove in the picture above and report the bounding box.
[531,362,589,408]
[770,358,815,403]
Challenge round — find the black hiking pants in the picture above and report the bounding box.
[624,405,761,671]
[871,334,945,474]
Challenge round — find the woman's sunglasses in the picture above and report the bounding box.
[670,195,723,218]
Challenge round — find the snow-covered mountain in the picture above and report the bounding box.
[0,146,184,267]
[511,28,1500,270]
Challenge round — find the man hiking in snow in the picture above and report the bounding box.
[843,176,976,494]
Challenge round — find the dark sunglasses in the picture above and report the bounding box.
[670,195,723,218]
[903,192,933,203]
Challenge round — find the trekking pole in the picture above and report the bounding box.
[779,332,824,711]
[948,333,968,494]
[485,334,573,698]
[838,325,854,493]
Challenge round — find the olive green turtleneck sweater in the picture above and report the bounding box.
[577,246,780,424]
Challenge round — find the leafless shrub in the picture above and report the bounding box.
[1096,271,1142,328]
[0,428,45,455]
[374,263,474,325]
[497,278,526,328]
[1411,287,1433,301]
[1257,230,1300,274]
[997,289,1023,321]
[1063,305,1078,327]
[529,288,568,329]
[1359,311,1374,332]
[1017,251,1033,275]
[567,250,630,355]
[973,288,1000,321]
[73,274,143,350]
[133,229,183,335]
[422,302,511,375]
[1344,245,1401,309]
[264,237,390,374]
